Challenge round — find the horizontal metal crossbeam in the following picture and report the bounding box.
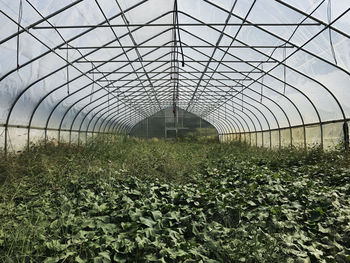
[75,60,277,63]
[91,71,261,74]
[33,23,321,29]
[60,45,294,49]
[98,78,254,82]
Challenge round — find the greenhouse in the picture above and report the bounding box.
[1,0,350,262]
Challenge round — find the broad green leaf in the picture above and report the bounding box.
[151,210,162,221]
[98,251,111,261]
[43,257,60,263]
[75,255,87,263]
[140,216,155,227]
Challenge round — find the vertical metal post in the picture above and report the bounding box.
[69,129,72,145]
[320,124,324,150]
[27,125,30,152]
[278,129,281,149]
[146,118,149,139]
[78,130,81,146]
[176,107,179,126]
[182,109,184,127]
[44,127,48,147]
[343,121,349,151]
[164,111,166,139]
[44,127,47,146]
[303,126,307,150]
[4,124,8,156]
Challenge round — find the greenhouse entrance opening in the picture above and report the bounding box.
[130,107,218,140]
[165,128,177,140]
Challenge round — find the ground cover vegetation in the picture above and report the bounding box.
[0,136,350,262]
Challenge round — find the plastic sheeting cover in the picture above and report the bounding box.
[0,0,349,147]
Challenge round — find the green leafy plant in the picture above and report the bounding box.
[0,136,349,262]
